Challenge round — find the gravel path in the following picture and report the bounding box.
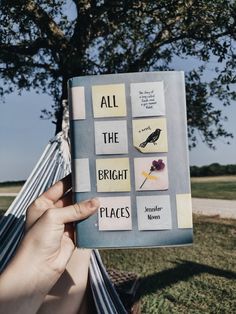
[192,198,236,219]
[0,193,18,197]
[0,193,235,219]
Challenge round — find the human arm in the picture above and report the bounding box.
[0,175,99,314]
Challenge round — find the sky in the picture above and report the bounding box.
[0,83,235,182]
[0,91,54,181]
[0,3,235,182]
[172,57,236,167]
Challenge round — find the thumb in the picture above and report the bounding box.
[52,198,100,224]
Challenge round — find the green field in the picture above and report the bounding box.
[0,180,235,312]
[0,181,22,215]
[191,175,236,200]
[101,216,236,313]
[1,176,236,212]
[0,176,235,214]
[0,181,24,192]
[0,196,15,215]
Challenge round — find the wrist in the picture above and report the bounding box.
[0,240,61,314]
[0,256,45,314]
[17,235,62,295]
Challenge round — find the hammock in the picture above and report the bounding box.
[0,128,127,314]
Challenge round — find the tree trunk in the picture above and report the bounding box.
[55,77,68,134]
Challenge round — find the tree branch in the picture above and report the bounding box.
[0,38,49,57]
[0,61,58,75]
[126,17,233,72]
[126,29,184,72]
[23,0,68,50]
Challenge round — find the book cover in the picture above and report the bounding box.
[68,71,193,248]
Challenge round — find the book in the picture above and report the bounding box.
[68,71,193,248]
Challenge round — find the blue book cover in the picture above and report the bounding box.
[68,71,193,248]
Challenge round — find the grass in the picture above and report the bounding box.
[0,196,15,215]
[101,215,236,313]
[0,179,235,312]
[0,185,22,194]
[191,175,236,183]
[0,181,23,215]
[191,175,236,200]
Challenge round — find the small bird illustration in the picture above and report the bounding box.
[139,128,162,148]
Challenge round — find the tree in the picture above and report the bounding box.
[1,0,235,148]
[190,163,236,176]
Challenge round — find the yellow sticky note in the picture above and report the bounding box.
[96,158,131,192]
[176,194,193,228]
[132,118,168,153]
[92,84,127,118]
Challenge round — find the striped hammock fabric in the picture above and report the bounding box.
[0,130,127,314]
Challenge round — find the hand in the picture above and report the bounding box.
[25,175,96,274]
[24,174,99,289]
[0,175,99,314]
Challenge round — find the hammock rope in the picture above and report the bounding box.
[0,129,127,314]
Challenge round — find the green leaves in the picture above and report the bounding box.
[0,0,235,147]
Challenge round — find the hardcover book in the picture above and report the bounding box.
[68,71,193,248]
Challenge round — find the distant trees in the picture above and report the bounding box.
[190,163,236,177]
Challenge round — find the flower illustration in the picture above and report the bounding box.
[140,159,165,189]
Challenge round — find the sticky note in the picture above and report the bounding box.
[74,159,91,192]
[92,84,127,118]
[134,157,168,191]
[94,120,128,155]
[70,86,86,120]
[136,195,172,230]
[176,194,193,228]
[132,118,168,153]
[96,158,131,192]
[130,81,165,117]
[98,197,132,231]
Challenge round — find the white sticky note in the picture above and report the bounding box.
[134,157,168,191]
[176,194,193,228]
[130,81,165,117]
[74,159,91,192]
[136,195,172,230]
[98,197,132,231]
[70,86,86,120]
[132,118,168,153]
[94,120,128,155]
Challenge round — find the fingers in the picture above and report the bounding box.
[26,175,72,230]
[42,174,72,203]
[54,190,72,208]
[46,198,100,225]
